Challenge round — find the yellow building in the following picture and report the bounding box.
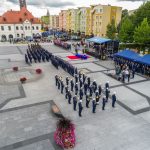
[70,9,78,34]
[66,9,71,32]
[49,15,59,29]
[91,4,122,37]
[77,7,91,36]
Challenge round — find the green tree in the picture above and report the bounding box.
[134,18,150,44]
[133,1,150,26]
[106,19,117,40]
[121,9,129,19]
[118,17,134,43]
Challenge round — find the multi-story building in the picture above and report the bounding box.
[66,9,71,32]
[49,15,59,30]
[70,9,78,34]
[91,4,122,37]
[77,7,91,36]
[0,0,41,42]
[59,10,67,31]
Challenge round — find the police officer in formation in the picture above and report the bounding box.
[73,95,78,111]
[55,73,118,117]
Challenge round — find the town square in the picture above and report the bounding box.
[0,0,150,150]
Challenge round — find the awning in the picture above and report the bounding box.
[87,37,112,44]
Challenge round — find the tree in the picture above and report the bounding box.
[121,9,128,19]
[106,19,117,40]
[133,1,150,26]
[118,17,134,43]
[134,18,150,44]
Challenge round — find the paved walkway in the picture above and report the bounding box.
[0,44,150,150]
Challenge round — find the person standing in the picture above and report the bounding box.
[66,76,70,86]
[61,80,64,94]
[87,77,91,87]
[79,88,84,100]
[105,88,110,102]
[65,86,69,99]
[79,78,83,88]
[105,81,109,89]
[112,92,117,108]
[86,93,90,108]
[78,100,83,117]
[68,91,72,104]
[70,79,74,92]
[102,96,106,110]
[127,70,131,82]
[55,75,58,86]
[73,95,78,111]
[84,82,88,95]
[92,98,97,113]
[75,83,78,95]
[98,84,102,95]
[75,74,78,83]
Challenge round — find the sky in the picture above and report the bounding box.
[0,0,147,17]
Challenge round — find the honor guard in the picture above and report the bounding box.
[105,81,110,89]
[73,95,78,111]
[93,80,97,93]
[61,80,64,94]
[78,100,83,117]
[75,83,78,95]
[86,93,91,108]
[79,78,83,88]
[105,88,110,102]
[98,84,102,95]
[112,92,117,108]
[70,79,74,92]
[79,88,84,100]
[68,91,72,104]
[75,74,78,83]
[55,75,58,86]
[92,98,98,113]
[66,76,69,86]
[102,96,106,110]
[87,77,91,87]
[65,86,69,99]
[84,82,88,95]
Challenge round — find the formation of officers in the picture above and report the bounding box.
[25,43,52,64]
[55,71,117,117]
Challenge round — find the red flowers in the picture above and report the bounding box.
[13,67,18,71]
[20,77,27,83]
[36,68,42,74]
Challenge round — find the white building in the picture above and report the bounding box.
[0,7,41,42]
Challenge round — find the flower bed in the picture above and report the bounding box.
[54,118,76,149]
[35,68,42,74]
[13,67,18,71]
[20,77,27,83]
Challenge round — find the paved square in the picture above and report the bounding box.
[0,43,150,150]
[73,62,106,72]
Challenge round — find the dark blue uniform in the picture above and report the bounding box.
[70,80,74,92]
[84,82,88,95]
[83,74,86,84]
[65,86,69,99]
[78,101,83,117]
[86,94,90,108]
[75,83,78,95]
[93,81,97,93]
[79,78,83,88]
[55,75,58,86]
[102,97,106,110]
[98,85,102,95]
[87,77,91,87]
[105,82,109,89]
[112,94,117,108]
[105,88,110,102]
[61,81,64,94]
[66,77,69,86]
[75,74,78,83]
[73,96,77,111]
[68,92,72,104]
[92,99,97,113]
[79,89,84,100]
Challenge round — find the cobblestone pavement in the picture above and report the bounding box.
[0,43,150,150]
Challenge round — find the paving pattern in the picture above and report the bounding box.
[0,43,150,150]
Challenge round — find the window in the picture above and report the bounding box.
[32,26,34,30]
[8,26,11,31]
[1,26,4,31]
[25,26,27,30]
[28,26,30,30]
[16,26,19,30]
[17,34,19,37]
[20,26,23,30]
[36,26,39,30]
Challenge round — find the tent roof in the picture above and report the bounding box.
[87,37,112,44]
[115,50,150,66]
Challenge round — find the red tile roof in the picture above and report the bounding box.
[0,7,41,24]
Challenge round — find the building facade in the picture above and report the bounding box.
[49,15,59,29]
[91,4,122,37]
[77,7,91,36]
[70,9,78,34]
[59,10,67,31]
[0,7,41,42]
